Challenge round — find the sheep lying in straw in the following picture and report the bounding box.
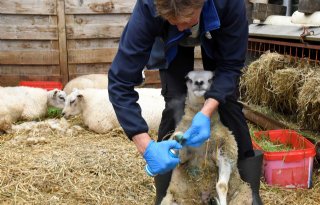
[0,87,67,132]
[161,71,252,205]
[63,74,108,94]
[62,88,164,133]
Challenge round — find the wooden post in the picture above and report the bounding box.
[298,0,320,14]
[252,3,287,21]
[56,0,69,86]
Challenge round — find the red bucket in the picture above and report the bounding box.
[252,129,316,188]
[19,81,63,91]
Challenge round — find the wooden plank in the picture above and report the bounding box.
[0,75,62,87]
[249,24,320,42]
[0,25,58,40]
[194,59,204,70]
[0,40,59,50]
[144,70,161,85]
[68,64,110,75]
[68,48,118,64]
[67,39,120,49]
[0,15,57,25]
[252,3,287,21]
[68,14,130,25]
[0,50,59,65]
[57,0,69,85]
[195,46,202,59]
[298,0,320,14]
[65,0,135,14]
[65,14,130,39]
[0,65,60,75]
[0,15,58,40]
[0,0,57,15]
[66,23,125,39]
[242,103,288,130]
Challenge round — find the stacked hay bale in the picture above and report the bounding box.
[297,70,320,130]
[268,61,311,114]
[240,51,320,130]
[240,51,289,107]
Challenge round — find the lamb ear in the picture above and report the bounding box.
[53,90,58,97]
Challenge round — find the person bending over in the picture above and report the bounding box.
[108,0,263,204]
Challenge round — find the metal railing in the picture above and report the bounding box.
[247,37,320,65]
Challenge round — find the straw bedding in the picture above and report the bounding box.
[0,117,319,204]
[0,118,155,204]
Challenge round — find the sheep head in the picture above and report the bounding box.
[47,89,67,109]
[62,89,84,118]
[185,70,214,105]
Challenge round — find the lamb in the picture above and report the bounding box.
[161,71,252,205]
[61,87,164,133]
[0,87,66,132]
[63,74,108,94]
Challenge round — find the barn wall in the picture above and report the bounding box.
[0,0,67,85]
[64,0,134,80]
[0,0,203,87]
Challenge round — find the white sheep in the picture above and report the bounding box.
[63,74,108,94]
[161,71,252,205]
[0,87,66,132]
[61,88,164,133]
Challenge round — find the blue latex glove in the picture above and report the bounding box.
[184,112,211,147]
[143,140,182,176]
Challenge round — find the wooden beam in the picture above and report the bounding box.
[0,25,58,40]
[67,64,110,76]
[66,24,125,39]
[0,75,62,86]
[144,70,161,85]
[0,41,59,51]
[68,48,117,64]
[242,105,288,130]
[298,0,320,14]
[249,24,320,42]
[65,0,135,14]
[0,51,59,65]
[0,0,57,15]
[0,65,60,75]
[57,0,69,85]
[195,46,202,59]
[252,3,287,21]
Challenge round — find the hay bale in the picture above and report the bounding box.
[240,51,288,106]
[268,65,310,114]
[297,69,320,130]
[241,51,318,118]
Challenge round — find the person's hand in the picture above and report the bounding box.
[184,112,211,147]
[143,140,182,176]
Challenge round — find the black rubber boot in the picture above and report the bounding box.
[238,150,264,205]
[154,171,172,205]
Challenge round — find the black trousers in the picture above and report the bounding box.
[158,45,254,158]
